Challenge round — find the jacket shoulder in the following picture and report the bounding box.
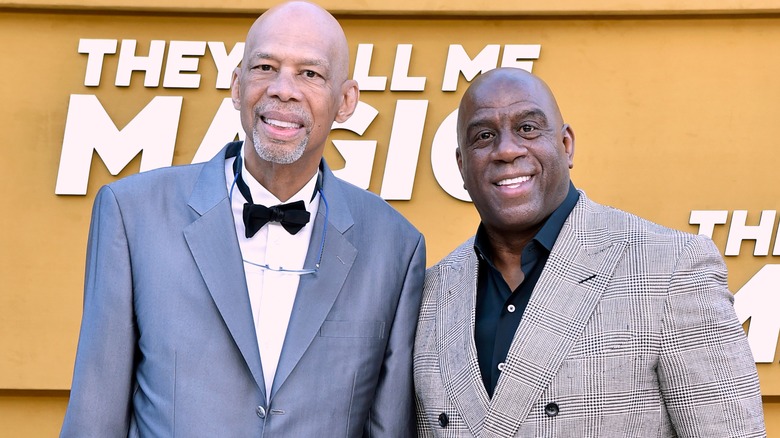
[575,193,698,248]
[106,162,206,196]
[329,173,422,237]
[427,237,475,274]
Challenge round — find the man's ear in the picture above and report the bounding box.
[562,123,575,169]
[335,79,360,123]
[230,67,241,110]
[456,147,466,188]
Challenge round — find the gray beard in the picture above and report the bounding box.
[252,128,308,165]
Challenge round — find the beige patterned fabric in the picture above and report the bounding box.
[414,191,765,438]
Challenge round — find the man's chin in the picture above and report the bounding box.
[253,144,306,165]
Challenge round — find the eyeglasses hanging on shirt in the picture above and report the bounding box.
[228,148,327,275]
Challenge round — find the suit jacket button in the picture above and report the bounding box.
[438,412,449,428]
[256,406,266,419]
[544,402,559,417]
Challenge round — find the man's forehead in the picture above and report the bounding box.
[463,78,557,121]
[242,24,341,72]
[465,99,547,121]
[470,78,541,103]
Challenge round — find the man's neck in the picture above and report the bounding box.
[484,226,538,290]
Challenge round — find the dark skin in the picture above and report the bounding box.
[456,68,575,290]
[230,1,359,201]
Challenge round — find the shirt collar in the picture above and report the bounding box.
[474,181,580,260]
[534,181,580,252]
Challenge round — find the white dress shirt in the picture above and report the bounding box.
[224,149,320,401]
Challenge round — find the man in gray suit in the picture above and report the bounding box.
[61,2,425,436]
[414,68,765,437]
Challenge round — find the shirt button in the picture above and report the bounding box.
[497,362,505,372]
[256,406,266,418]
[438,412,449,428]
[544,402,559,417]
[507,304,516,313]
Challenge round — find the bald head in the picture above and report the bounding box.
[457,68,564,146]
[244,1,351,82]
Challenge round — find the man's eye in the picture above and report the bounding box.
[519,124,535,133]
[303,70,319,78]
[478,132,493,140]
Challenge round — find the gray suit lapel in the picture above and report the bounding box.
[436,242,491,437]
[182,146,266,399]
[482,194,628,437]
[270,163,357,400]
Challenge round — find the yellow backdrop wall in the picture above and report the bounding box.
[1,1,778,435]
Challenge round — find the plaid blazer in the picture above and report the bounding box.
[414,192,765,437]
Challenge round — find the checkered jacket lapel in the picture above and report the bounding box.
[428,192,630,437]
[482,194,629,437]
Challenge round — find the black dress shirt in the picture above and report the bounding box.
[473,182,580,397]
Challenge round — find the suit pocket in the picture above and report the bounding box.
[319,320,385,339]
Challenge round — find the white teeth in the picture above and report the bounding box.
[264,118,301,129]
[497,175,531,186]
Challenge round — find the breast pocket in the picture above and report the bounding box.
[319,320,385,339]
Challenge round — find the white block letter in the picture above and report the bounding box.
[55,94,182,195]
[352,44,387,91]
[500,44,541,71]
[689,210,728,238]
[78,39,118,87]
[390,44,426,91]
[441,44,500,92]
[330,101,380,189]
[380,100,428,200]
[115,39,166,87]
[208,41,244,89]
[734,264,780,363]
[192,97,244,164]
[725,210,777,256]
[431,109,471,201]
[163,41,206,89]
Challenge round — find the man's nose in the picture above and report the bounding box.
[266,69,303,101]
[493,132,528,162]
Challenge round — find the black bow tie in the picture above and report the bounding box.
[229,146,313,237]
[243,201,310,237]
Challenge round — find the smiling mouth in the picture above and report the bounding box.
[261,116,303,130]
[496,175,531,187]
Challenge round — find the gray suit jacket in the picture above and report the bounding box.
[62,143,426,437]
[414,192,765,437]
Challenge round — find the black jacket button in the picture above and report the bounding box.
[438,412,449,428]
[544,402,559,417]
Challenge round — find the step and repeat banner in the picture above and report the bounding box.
[1,5,779,431]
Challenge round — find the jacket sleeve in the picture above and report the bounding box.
[658,235,766,437]
[363,233,426,438]
[61,185,136,437]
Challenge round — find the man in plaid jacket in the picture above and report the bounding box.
[413,67,765,437]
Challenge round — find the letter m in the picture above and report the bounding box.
[733,264,780,363]
[55,94,182,195]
